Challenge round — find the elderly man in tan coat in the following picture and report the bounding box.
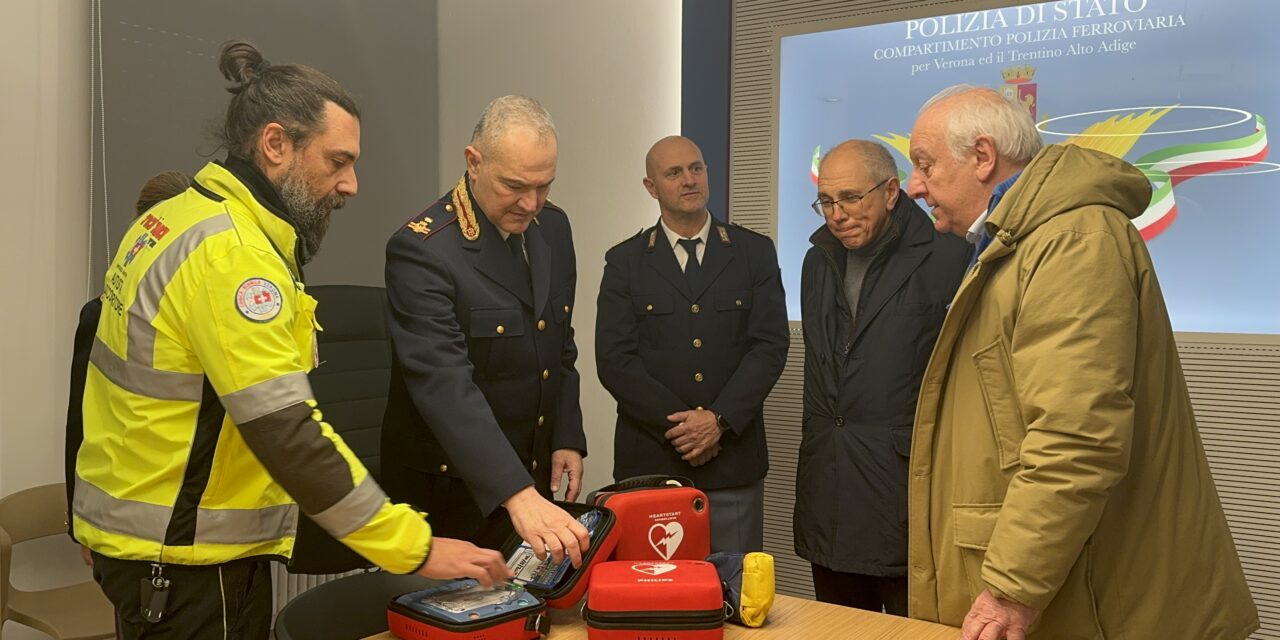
[904,85,1258,640]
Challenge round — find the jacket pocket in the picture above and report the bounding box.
[714,288,753,311]
[715,288,753,344]
[632,293,673,315]
[1034,541,1105,638]
[551,289,573,324]
[953,503,1000,550]
[953,503,1002,601]
[400,435,464,479]
[889,425,912,458]
[633,293,676,348]
[467,307,525,377]
[293,287,321,372]
[468,307,525,337]
[971,337,1026,471]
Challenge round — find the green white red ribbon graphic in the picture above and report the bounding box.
[1131,114,1268,240]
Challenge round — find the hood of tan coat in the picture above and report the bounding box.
[984,143,1152,249]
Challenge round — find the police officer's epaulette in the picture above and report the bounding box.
[730,222,770,239]
[610,228,646,251]
[540,199,566,215]
[401,201,458,241]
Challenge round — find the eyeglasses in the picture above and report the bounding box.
[811,178,890,217]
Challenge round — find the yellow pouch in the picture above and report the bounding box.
[708,551,775,627]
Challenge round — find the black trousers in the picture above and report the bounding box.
[91,552,272,639]
[811,563,908,617]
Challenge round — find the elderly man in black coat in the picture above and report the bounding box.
[797,140,970,614]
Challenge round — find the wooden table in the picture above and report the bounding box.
[366,594,959,639]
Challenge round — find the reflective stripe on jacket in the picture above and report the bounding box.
[75,159,431,573]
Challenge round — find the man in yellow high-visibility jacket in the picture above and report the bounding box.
[74,41,509,639]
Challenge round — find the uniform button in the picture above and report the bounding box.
[563,304,571,313]
[645,304,654,312]
[694,372,704,382]
[542,369,551,380]
[445,204,455,213]
[735,299,743,307]
[531,460,539,471]
[692,338,702,348]
[439,464,448,473]
[537,415,545,427]
[537,319,547,331]
[691,304,701,313]
[496,325,506,335]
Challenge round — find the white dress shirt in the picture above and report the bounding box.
[659,214,712,271]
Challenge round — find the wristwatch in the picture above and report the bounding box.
[714,412,730,433]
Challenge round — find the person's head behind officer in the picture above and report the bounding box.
[217,40,361,263]
[464,95,558,235]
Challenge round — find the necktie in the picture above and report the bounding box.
[677,237,702,288]
[507,233,531,285]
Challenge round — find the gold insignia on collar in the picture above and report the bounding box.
[452,175,480,241]
[647,229,658,250]
[716,225,731,245]
[407,217,434,236]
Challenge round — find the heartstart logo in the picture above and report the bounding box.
[648,522,685,561]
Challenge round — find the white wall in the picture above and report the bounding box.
[437,0,683,493]
[0,0,89,497]
[0,1,93,638]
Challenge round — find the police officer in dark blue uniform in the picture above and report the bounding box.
[382,96,590,566]
[596,136,789,553]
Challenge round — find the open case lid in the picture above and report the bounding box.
[499,501,619,608]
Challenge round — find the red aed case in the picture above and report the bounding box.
[583,560,726,640]
[500,502,619,609]
[587,476,710,562]
[388,502,618,640]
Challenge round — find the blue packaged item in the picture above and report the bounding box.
[507,509,603,590]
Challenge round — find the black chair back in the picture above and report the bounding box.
[289,285,393,575]
[274,571,443,640]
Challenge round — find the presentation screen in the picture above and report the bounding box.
[776,0,1278,334]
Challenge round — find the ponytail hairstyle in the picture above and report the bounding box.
[216,40,359,162]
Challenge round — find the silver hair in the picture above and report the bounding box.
[920,84,1043,165]
[470,95,557,156]
[821,140,898,184]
